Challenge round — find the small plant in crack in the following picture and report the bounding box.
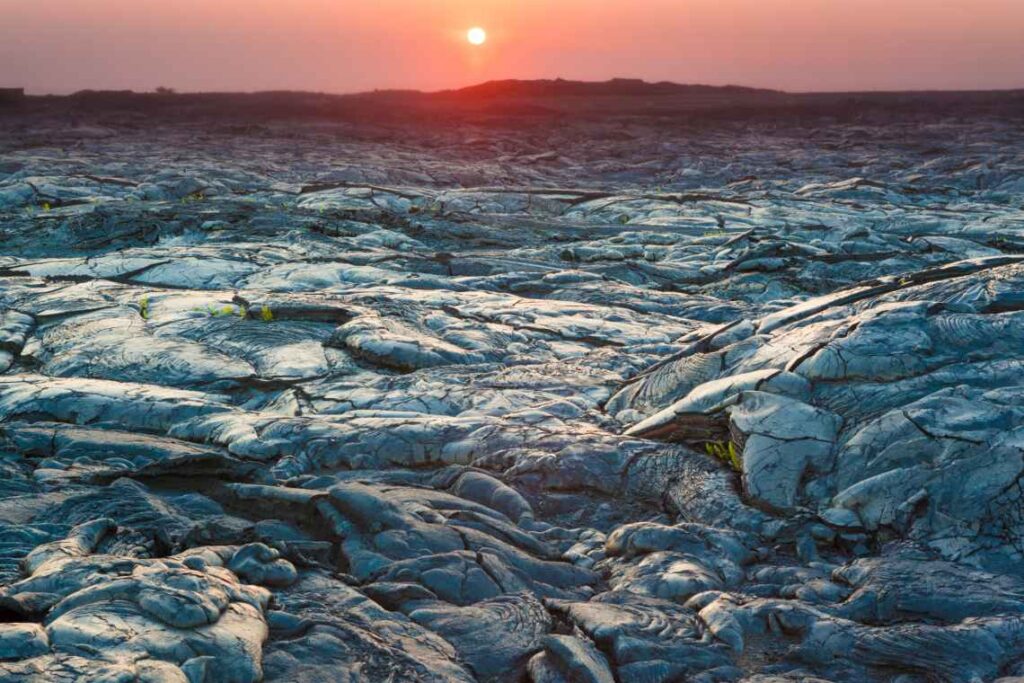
[705,440,742,472]
[259,305,274,322]
[138,296,150,320]
[190,304,243,318]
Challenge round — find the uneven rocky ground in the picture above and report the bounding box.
[1,92,1024,682]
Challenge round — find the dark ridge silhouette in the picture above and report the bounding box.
[4,79,1023,127]
[0,88,25,104]
[437,77,781,98]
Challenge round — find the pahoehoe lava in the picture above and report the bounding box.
[1,84,1024,682]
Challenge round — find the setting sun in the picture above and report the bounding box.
[467,27,487,46]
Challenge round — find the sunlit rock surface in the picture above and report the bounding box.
[2,92,1024,681]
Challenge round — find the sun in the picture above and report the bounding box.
[467,27,487,46]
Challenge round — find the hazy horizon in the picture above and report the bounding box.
[3,0,1024,96]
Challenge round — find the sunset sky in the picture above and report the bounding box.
[2,0,1023,95]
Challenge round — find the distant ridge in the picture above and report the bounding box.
[11,79,1022,125]
[43,78,793,120]
[63,78,782,101]
[437,78,782,99]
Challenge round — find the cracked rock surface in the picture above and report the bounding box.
[2,92,1024,681]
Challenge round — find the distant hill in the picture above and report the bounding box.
[437,78,781,99]
[18,79,791,122]
[417,77,794,116]
[7,79,1022,126]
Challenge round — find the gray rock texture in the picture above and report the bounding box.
[1,91,1023,681]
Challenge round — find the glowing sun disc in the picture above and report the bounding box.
[467,27,487,45]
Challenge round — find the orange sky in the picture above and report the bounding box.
[2,0,1023,94]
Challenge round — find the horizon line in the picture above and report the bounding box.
[12,76,1024,99]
